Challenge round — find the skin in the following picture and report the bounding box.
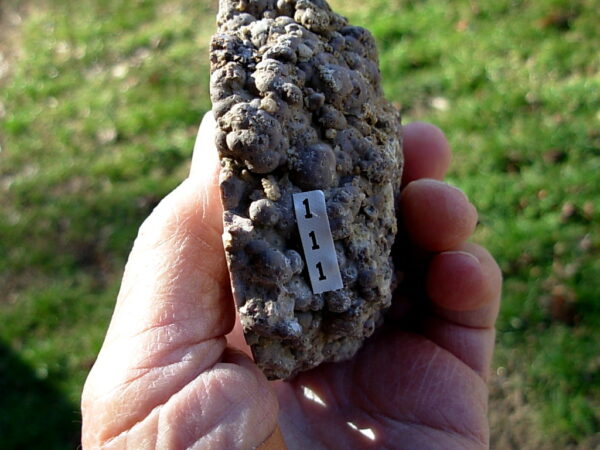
[81,115,502,449]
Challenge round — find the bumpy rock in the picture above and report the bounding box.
[210,0,403,380]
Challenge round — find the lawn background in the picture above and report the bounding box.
[0,0,599,448]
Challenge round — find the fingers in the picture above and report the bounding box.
[400,179,478,252]
[428,243,503,329]
[395,121,502,380]
[423,316,496,380]
[401,121,451,187]
[426,250,485,312]
[423,243,502,380]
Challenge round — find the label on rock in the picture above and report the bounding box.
[293,190,343,294]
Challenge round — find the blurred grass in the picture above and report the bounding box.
[0,0,599,448]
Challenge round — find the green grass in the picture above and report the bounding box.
[0,0,215,446]
[1,0,599,447]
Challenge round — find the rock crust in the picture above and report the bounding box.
[210,0,403,380]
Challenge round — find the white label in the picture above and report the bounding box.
[293,190,343,294]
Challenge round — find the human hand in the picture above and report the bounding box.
[82,114,501,449]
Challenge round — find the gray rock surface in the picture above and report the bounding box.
[210,0,403,380]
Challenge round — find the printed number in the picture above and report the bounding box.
[308,230,320,250]
[316,262,327,281]
[302,198,313,219]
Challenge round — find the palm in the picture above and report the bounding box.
[196,305,489,449]
[276,330,487,449]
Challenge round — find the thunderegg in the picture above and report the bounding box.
[210,0,403,380]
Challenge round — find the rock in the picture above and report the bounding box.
[210,0,403,380]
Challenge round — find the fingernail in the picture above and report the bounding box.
[420,178,465,194]
[441,250,480,265]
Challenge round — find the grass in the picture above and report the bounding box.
[1,0,599,447]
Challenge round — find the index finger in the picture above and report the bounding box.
[401,121,452,187]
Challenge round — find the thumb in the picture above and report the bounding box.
[106,111,231,349]
[83,113,235,441]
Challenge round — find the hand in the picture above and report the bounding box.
[82,114,501,449]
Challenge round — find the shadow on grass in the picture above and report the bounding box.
[0,342,80,449]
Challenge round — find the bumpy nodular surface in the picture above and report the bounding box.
[210,0,403,380]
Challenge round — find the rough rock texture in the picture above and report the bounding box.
[210,0,403,380]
